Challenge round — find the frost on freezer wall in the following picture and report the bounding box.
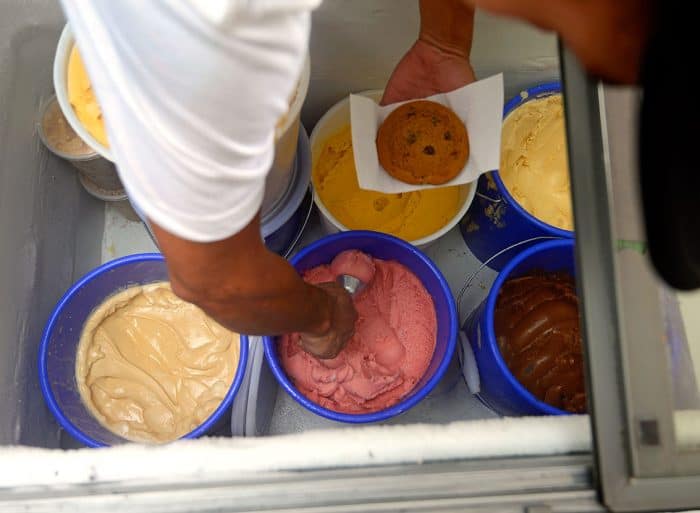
[0,1,104,447]
[0,416,591,488]
[302,1,558,128]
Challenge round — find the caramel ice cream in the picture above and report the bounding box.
[499,94,573,231]
[76,282,240,443]
[67,45,109,148]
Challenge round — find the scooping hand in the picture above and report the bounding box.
[299,282,358,359]
[381,0,476,106]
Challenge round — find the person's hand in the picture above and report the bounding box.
[381,0,477,106]
[381,40,476,105]
[299,282,358,359]
[462,0,651,84]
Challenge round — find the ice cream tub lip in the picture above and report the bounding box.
[53,24,114,162]
[37,93,99,162]
[38,253,249,447]
[275,53,310,141]
[262,230,459,423]
[481,239,574,416]
[309,90,476,249]
[492,81,572,237]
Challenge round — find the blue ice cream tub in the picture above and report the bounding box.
[263,230,458,423]
[462,239,576,416]
[460,82,573,270]
[39,253,249,447]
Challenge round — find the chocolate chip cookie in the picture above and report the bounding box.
[376,100,469,185]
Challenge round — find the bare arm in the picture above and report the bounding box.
[151,216,356,359]
[382,0,476,105]
[419,0,475,59]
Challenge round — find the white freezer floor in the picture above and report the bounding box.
[101,203,157,261]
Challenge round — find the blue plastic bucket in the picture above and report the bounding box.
[263,230,458,423]
[462,239,576,416]
[39,253,249,447]
[460,82,573,270]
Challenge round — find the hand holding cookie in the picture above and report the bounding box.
[349,74,503,194]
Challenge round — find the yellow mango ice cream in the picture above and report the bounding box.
[313,126,464,241]
[499,94,573,231]
[67,45,109,148]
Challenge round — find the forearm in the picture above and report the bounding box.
[419,0,475,58]
[381,0,475,104]
[182,251,331,337]
[151,217,332,337]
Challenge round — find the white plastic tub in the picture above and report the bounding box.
[53,24,112,161]
[264,55,311,218]
[309,90,476,249]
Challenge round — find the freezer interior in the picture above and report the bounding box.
[2,1,698,506]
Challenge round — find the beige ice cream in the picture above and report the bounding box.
[76,282,240,443]
[40,97,93,156]
[499,94,573,231]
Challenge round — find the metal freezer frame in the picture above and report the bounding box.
[561,45,700,512]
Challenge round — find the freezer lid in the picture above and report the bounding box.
[561,45,700,512]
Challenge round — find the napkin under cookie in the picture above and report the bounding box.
[350,73,504,194]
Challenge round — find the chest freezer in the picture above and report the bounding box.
[1,1,699,512]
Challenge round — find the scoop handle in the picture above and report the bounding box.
[336,274,364,296]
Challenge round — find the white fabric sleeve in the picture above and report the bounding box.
[59,0,319,242]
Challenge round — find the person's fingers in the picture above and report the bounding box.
[298,282,357,359]
[462,0,650,84]
[460,0,569,32]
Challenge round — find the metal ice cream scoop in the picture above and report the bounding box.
[336,274,365,296]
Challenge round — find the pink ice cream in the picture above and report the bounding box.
[278,250,437,414]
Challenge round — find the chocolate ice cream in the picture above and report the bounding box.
[493,272,586,413]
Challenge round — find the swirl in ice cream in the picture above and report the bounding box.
[76,282,240,443]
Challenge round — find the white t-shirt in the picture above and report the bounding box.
[60,0,320,242]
